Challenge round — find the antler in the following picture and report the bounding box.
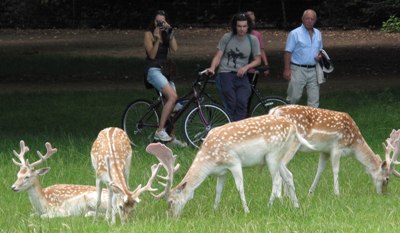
[12,140,30,167]
[384,129,400,177]
[133,163,162,197]
[146,143,180,199]
[29,142,58,167]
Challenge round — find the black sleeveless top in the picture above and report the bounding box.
[144,32,169,74]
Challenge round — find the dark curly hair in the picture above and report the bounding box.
[230,13,253,35]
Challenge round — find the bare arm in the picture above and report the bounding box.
[207,50,223,75]
[283,51,292,80]
[144,30,161,60]
[169,33,178,52]
[260,50,269,76]
[238,55,261,77]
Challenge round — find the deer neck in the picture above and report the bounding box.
[353,139,382,175]
[110,163,131,194]
[26,178,49,215]
[178,157,215,199]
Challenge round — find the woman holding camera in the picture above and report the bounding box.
[144,10,178,142]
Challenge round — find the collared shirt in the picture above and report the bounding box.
[285,24,322,65]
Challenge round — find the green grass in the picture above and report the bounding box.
[1,88,400,232]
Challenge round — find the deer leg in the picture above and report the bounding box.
[124,154,132,189]
[94,178,103,222]
[230,165,249,213]
[106,185,113,222]
[279,164,299,208]
[309,152,329,196]
[214,174,227,210]
[281,140,301,198]
[267,158,281,207]
[330,150,341,196]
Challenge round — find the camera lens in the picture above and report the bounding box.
[156,21,164,28]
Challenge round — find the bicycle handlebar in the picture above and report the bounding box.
[198,69,211,76]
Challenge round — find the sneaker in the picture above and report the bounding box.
[154,129,172,142]
[169,138,188,148]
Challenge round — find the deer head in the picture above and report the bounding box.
[105,157,161,223]
[11,140,57,192]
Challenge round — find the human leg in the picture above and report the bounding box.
[246,73,257,116]
[286,65,306,104]
[216,72,236,119]
[147,68,177,141]
[305,69,320,108]
[234,75,252,121]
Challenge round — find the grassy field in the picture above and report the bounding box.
[1,87,399,233]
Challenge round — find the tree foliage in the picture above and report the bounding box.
[0,0,399,29]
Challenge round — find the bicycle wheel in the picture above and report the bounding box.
[250,96,288,117]
[183,103,231,148]
[121,99,159,146]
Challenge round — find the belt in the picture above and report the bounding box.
[291,62,316,68]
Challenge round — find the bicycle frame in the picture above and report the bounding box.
[246,66,288,116]
[158,72,218,133]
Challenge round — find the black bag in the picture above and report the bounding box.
[143,73,153,89]
[160,59,176,80]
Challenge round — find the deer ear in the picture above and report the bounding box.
[381,160,388,169]
[111,183,124,194]
[36,167,50,176]
[177,182,187,192]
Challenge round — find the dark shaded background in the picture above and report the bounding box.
[1,0,399,29]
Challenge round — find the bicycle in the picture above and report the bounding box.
[246,66,288,117]
[121,69,231,149]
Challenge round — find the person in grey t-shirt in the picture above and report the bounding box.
[207,13,261,121]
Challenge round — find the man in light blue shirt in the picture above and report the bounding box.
[283,9,323,107]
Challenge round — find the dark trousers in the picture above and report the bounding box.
[216,72,252,121]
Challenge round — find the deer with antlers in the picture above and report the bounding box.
[90,127,161,224]
[11,140,109,218]
[269,105,400,195]
[146,115,317,217]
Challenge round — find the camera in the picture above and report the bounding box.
[156,21,164,28]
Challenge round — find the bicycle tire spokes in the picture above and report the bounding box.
[183,104,230,148]
[122,100,160,146]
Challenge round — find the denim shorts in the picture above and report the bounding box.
[147,67,170,92]
[147,67,176,92]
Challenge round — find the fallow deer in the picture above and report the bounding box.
[11,140,109,218]
[269,105,400,195]
[146,115,317,217]
[91,127,161,224]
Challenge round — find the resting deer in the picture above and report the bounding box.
[11,140,109,218]
[91,127,161,224]
[146,115,316,217]
[269,105,400,195]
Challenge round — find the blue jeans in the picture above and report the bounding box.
[216,72,251,121]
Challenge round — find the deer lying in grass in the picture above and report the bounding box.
[269,105,400,195]
[11,140,109,218]
[146,115,316,217]
[91,127,161,224]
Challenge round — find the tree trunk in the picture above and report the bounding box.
[281,0,287,29]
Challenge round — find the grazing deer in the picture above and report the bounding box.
[91,127,161,224]
[11,140,109,218]
[269,105,400,195]
[146,115,316,217]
